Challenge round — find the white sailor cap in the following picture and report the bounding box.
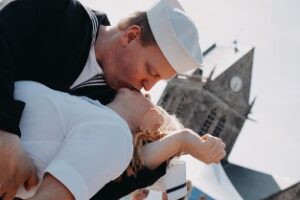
[146,0,203,74]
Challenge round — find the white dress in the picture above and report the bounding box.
[14,81,133,200]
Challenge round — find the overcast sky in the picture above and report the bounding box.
[80,0,300,181]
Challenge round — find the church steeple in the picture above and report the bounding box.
[158,43,255,158]
[204,46,255,116]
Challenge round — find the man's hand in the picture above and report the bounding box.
[183,130,226,164]
[0,130,39,200]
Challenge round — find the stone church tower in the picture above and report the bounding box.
[158,44,300,199]
[158,44,255,158]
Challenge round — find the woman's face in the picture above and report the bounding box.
[114,88,154,112]
[113,88,164,130]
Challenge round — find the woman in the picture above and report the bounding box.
[14,81,225,200]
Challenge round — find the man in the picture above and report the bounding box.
[0,0,203,199]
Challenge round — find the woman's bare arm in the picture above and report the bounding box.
[26,173,74,200]
[140,129,186,169]
[141,129,226,169]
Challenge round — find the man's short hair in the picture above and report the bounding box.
[118,12,156,46]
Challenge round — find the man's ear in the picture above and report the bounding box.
[140,107,164,131]
[120,25,142,46]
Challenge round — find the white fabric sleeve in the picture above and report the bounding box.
[44,122,133,200]
[147,159,187,200]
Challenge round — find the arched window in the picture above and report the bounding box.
[199,108,217,135]
[213,115,226,137]
[175,96,185,118]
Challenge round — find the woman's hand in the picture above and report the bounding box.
[182,129,226,164]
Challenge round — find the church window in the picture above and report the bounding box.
[213,115,226,137]
[175,96,186,118]
[199,108,217,135]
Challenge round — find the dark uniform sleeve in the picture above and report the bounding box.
[90,163,167,200]
[0,0,71,136]
[0,1,29,135]
[1,1,167,199]
[0,32,25,135]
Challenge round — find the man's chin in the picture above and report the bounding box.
[110,83,136,91]
[115,83,141,92]
[128,85,141,92]
[108,81,123,90]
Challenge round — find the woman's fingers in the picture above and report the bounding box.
[199,134,226,164]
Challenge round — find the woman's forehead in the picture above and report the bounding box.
[116,88,156,108]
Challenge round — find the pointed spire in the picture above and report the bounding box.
[204,65,216,88]
[203,43,217,57]
[207,65,216,82]
[247,96,257,115]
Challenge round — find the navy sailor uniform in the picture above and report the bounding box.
[0,0,166,199]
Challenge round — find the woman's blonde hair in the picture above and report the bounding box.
[125,106,183,177]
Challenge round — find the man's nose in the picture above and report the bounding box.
[143,78,158,91]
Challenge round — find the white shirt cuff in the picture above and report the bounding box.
[164,159,187,200]
[44,159,89,200]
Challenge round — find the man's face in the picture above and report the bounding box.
[102,26,176,91]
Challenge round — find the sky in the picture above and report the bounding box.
[79,0,300,181]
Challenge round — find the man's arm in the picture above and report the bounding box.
[0,0,71,136]
[0,2,27,136]
[0,130,39,200]
[28,164,166,200]
[0,1,43,198]
[26,173,74,200]
[0,0,71,198]
[91,163,167,200]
